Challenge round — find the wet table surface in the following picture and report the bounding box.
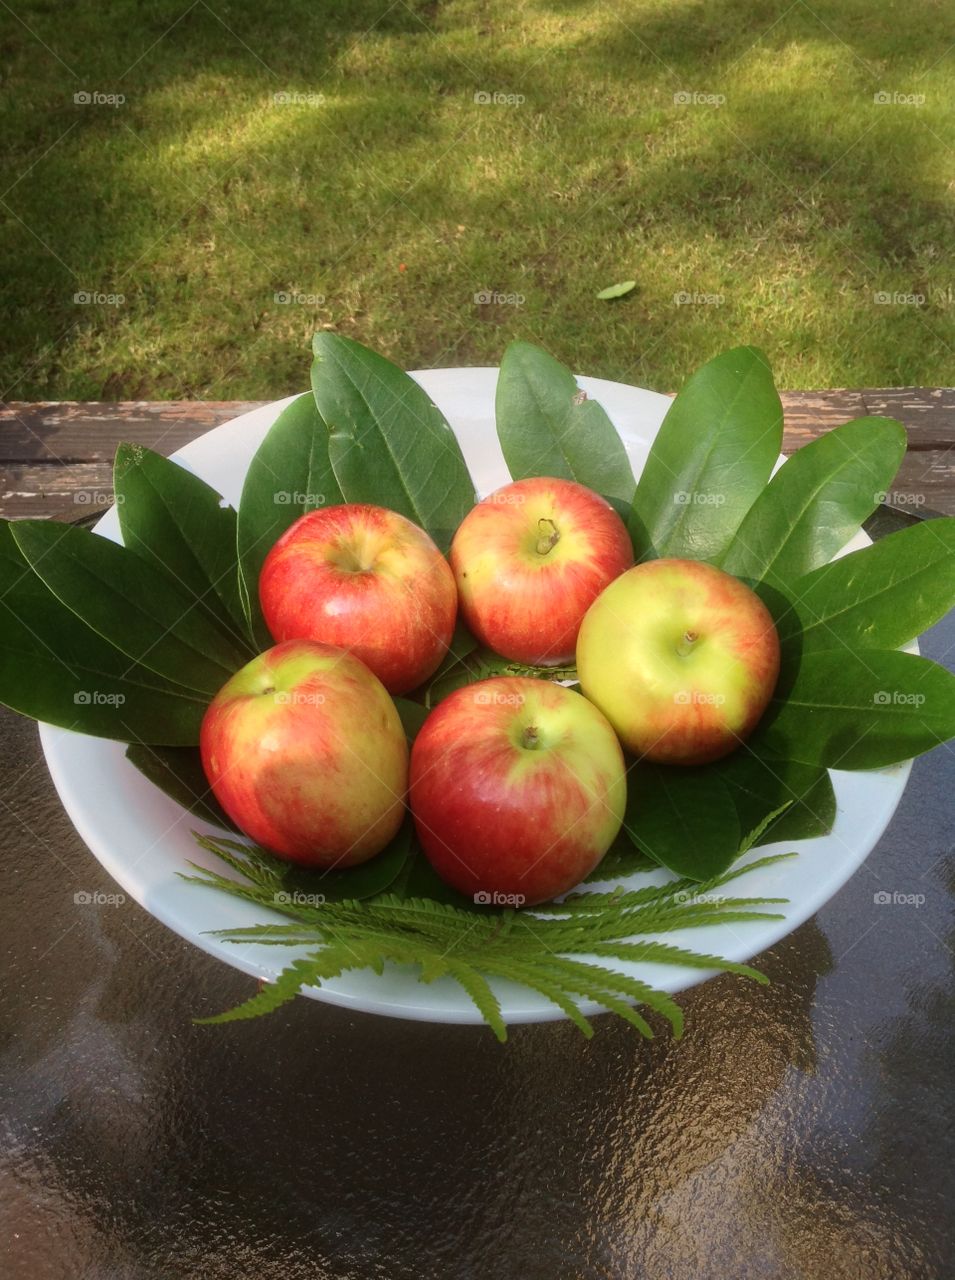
[0,405,954,1279]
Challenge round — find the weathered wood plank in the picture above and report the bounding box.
[1,389,951,463]
[860,388,955,449]
[0,401,269,463]
[4,452,952,519]
[1,462,116,520]
[1,389,953,517]
[780,389,869,450]
[888,449,955,514]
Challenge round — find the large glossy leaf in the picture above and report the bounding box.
[417,619,479,707]
[721,417,906,592]
[776,517,955,659]
[114,443,252,654]
[0,522,206,743]
[585,829,657,882]
[755,649,955,769]
[311,333,475,551]
[624,763,741,880]
[391,839,480,908]
[305,819,415,902]
[392,696,430,743]
[12,520,247,697]
[126,743,240,833]
[495,341,635,509]
[629,346,783,562]
[236,391,343,649]
[712,750,836,847]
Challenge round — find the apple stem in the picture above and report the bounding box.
[676,630,698,657]
[536,518,561,556]
[521,725,541,750]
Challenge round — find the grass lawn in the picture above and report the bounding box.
[2,0,954,400]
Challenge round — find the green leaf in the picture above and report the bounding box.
[193,836,789,1034]
[392,845,480,908]
[584,827,657,881]
[721,417,907,592]
[629,346,783,562]
[596,280,636,300]
[195,958,314,1023]
[236,391,344,649]
[443,960,507,1042]
[713,750,836,847]
[624,763,741,880]
[12,520,247,697]
[0,521,206,743]
[776,517,955,659]
[192,823,414,906]
[755,649,955,769]
[125,743,241,833]
[311,333,475,552]
[738,801,794,854]
[295,819,414,902]
[421,663,478,708]
[495,341,636,509]
[114,444,253,655]
[392,696,430,743]
[764,769,836,844]
[416,619,479,706]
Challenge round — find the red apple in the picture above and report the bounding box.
[409,676,626,906]
[200,640,408,867]
[576,558,780,765]
[449,477,634,666]
[259,504,457,695]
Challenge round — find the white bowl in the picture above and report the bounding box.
[38,369,911,1026]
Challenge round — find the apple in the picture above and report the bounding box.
[448,477,633,666]
[576,558,780,765]
[200,639,408,867]
[409,676,626,906]
[259,504,457,695]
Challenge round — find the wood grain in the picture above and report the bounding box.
[1,389,952,518]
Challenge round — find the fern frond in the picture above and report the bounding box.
[442,959,507,1043]
[190,831,791,1039]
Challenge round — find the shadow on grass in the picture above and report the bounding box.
[2,0,954,396]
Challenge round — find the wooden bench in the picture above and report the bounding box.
[2,389,953,519]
